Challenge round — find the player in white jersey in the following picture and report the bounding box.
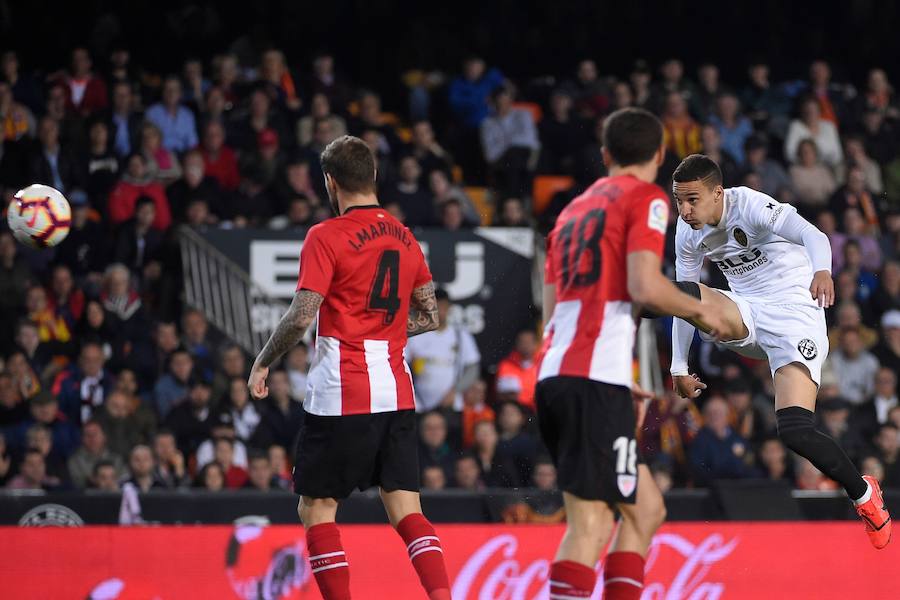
[669,154,891,549]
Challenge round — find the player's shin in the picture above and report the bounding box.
[306,522,352,600]
[396,513,451,600]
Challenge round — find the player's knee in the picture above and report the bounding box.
[298,497,338,527]
[776,406,815,452]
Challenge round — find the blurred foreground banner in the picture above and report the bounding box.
[2,522,898,599]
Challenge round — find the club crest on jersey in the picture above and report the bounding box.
[733,228,748,247]
[617,474,637,497]
[797,338,817,360]
[647,199,668,234]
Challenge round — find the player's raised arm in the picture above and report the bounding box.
[407,280,439,337]
[670,221,703,379]
[248,289,324,399]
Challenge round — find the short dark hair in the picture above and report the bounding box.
[135,195,156,211]
[672,154,723,188]
[601,107,663,167]
[248,450,269,464]
[93,459,116,475]
[320,135,376,194]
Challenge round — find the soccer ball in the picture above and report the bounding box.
[6,184,72,248]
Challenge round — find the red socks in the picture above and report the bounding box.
[603,551,645,600]
[396,513,451,600]
[306,523,351,600]
[549,560,596,598]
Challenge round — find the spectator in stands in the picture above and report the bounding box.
[689,395,757,486]
[113,196,163,273]
[453,453,484,491]
[661,91,702,159]
[567,59,610,118]
[268,444,291,490]
[871,262,900,319]
[724,379,768,445]
[15,319,52,380]
[196,461,225,491]
[296,92,346,148]
[694,62,722,122]
[495,329,539,410]
[284,344,309,402]
[53,187,106,280]
[842,241,879,305]
[1,51,42,115]
[200,120,240,192]
[874,310,900,374]
[152,429,189,488]
[95,390,150,457]
[406,289,481,411]
[0,372,27,426]
[785,97,843,167]
[82,119,120,206]
[757,436,791,483]
[855,68,900,121]
[50,47,108,117]
[182,58,211,112]
[539,88,588,175]
[67,419,124,489]
[91,459,120,491]
[806,60,850,127]
[610,81,634,113]
[0,80,34,142]
[271,159,321,218]
[408,120,454,182]
[163,378,214,458]
[145,76,199,153]
[853,367,898,442]
[418,410,456,481]
[245,450,277,492]
[29,116,80,194]
[429,170,480,226]
[472,420,519,488]
[350,90,401,152]
[818,397,865,461]
[214,437,248,489]
[439,198,470,231]
[167,149,223,222]
[639,390,702,484]
[532,459,558,492]
[99,263,147,337]
[743,135,790,198]
[123,444,166,492]
[872,423,900,487]
[494,197,529,228]
[25,285,72,349]
[108,153,172,231]
[827,302,877,349]
[830,166,880,233]
[629,60,653,110]
[304,52,350,110]
[141,121,182,185]
[234,87,290,154]
[836,208,883,273]
[496,401,539,485]
[54,341,113,426]
[699,124,738,186]
[795,456,839,491]
[5,448,62,490]
[210,343,246,401]
[480,85,540,198]
[153,348,192,419]
[253,369,302,450]
[196,412,248,470]
[448,56,504,131]
[835,135,883,195]
[651,58,698,113]
[259,49,300,111]
[789,139,838,210]
[859,107,898,167]
[422,465,447,491]
[25,422,70,483]
[0,232,31,354]
[6,350,40,402]
[709,92,753,165]
[826,327,880,404]
[107,81,141,158]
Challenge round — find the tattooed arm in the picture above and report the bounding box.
[407,281,439,338]
[248,289,323,399]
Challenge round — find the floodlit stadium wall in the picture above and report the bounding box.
[2,523,898,599]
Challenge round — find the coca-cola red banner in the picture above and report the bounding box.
[2,523,897,599]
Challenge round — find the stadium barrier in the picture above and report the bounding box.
[0,487,889,525]
[3,522,898,599]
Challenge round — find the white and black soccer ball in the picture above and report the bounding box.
[6,184,72,248]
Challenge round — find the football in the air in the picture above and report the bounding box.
[7,184,72,248]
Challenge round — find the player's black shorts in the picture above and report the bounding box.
[293,408,420,499]
[535,376,640,505]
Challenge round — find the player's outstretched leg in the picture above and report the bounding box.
[549,492,616,599]
[382,489,451,600]
[604,464,667,600]
[299,497,352,600]
[775,364,891,549]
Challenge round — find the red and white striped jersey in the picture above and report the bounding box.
[538,175,669,387]
[296,205,432,416]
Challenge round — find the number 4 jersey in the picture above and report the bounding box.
[539,175,669,387]
[296,205,432,416]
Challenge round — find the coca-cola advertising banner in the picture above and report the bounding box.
[2,523,897,599]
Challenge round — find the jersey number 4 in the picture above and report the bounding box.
[368,250,401,324]
[558,208,606,287]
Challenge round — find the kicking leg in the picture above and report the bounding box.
[550,492,616,598]
[381,489,451,600]
[774,363,891,548]
[603,464,666,600]
[299,497,351,600]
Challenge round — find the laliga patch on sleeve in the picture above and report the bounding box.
[647,198,669,234]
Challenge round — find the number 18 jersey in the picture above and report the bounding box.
[296,205,432,416]
[538,175,669,387]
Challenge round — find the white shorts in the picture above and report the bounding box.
[698,290,829,385]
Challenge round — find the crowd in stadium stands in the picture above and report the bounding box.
[0,44,898,499]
